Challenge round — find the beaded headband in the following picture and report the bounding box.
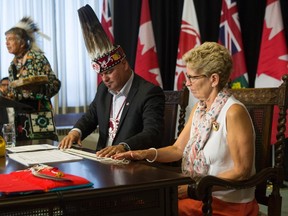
[91,45,126,73]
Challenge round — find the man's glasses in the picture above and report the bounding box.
[185,74,207,83]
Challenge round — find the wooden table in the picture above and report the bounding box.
[0,148,191,216]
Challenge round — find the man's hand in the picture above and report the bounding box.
[58,130,81,150]
[96,144,126,157]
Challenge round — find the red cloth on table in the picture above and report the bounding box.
[0,167,92,195]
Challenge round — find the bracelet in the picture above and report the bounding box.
[146,148,158,163]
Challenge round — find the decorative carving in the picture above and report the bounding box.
[231,88,279,105]
[164,91,182,104]
[163,86,189,147]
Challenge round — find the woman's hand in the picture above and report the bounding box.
[178,184,188,199]
[112,150,148,161]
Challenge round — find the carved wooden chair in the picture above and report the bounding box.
[161,86,189,147]
[189,75,288,216]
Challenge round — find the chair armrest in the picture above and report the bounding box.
[188,167,279,200]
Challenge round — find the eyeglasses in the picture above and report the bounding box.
[185,74,207,83]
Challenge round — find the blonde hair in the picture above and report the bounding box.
[183,42,232,90]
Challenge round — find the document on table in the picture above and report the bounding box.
[6,144,58,153]
[8,149,83,166]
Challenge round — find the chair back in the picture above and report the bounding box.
[194,75,288,216]
[161,87,189,147]
[54,113,85,136]
[230,75,288,212]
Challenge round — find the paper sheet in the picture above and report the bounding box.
[8,150,83,166]
[6,144,58,153]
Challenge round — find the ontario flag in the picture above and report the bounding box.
[174,0,201,91]
[218,0,248,88]
[134,0,162,87]
[255,0,288,144]
[99,0,114,85]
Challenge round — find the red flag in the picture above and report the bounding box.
[134,0,162,87]
[174,0,201,91]
[218,0,248,88]
[101,0,114,43]
[255,0,288,144]
[99,0,114,85]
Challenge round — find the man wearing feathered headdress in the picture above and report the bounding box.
[59,5,165,157]
[5,17,61,141]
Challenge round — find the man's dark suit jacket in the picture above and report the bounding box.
[74,74,165,151]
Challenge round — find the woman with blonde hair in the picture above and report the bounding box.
[114,42,259,216]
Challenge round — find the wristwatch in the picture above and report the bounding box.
[120,143,130,151]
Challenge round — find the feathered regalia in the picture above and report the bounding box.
[78,4,126,73]
[15,17,50,53]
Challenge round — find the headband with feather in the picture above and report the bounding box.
[15,17,50,52]
[78,4,126,73]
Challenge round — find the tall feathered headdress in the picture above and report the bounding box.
[78,4,126,73]
[15,17,50,52]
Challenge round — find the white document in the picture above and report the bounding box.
[6,144,58,153]
[8,149,83,166]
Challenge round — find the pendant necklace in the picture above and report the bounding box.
[15,52,27,75]
[16,58,23,71]
[108,99,126,140]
